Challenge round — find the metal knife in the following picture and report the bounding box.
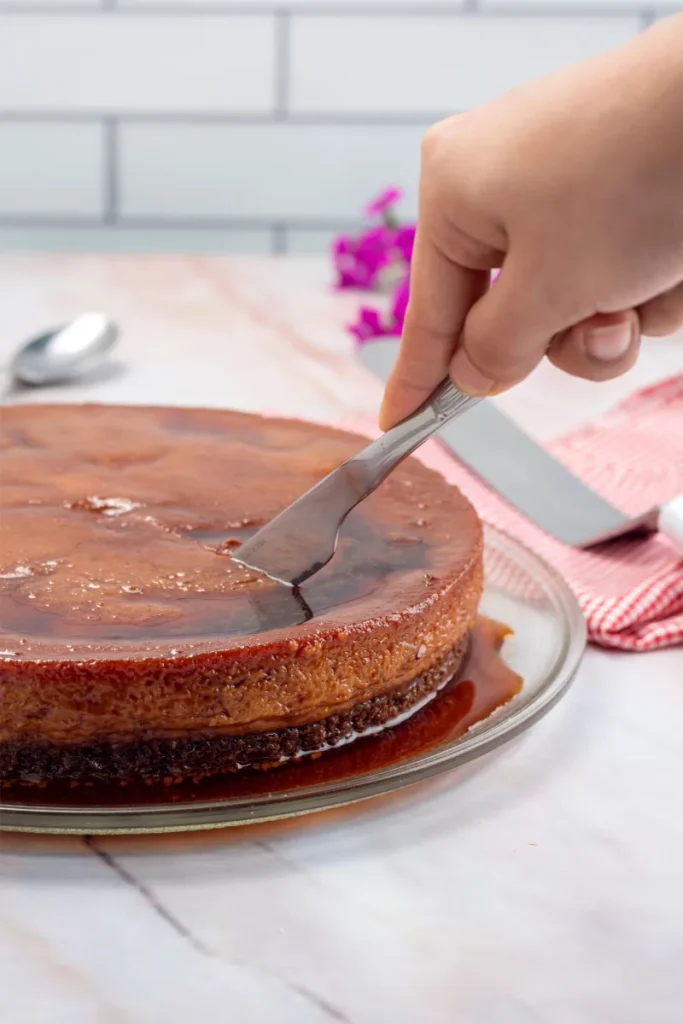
[235,377,479,587]
[358,339,683,552]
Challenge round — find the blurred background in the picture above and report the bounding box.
[0,1,679,256]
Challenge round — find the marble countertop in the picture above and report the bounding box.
[1,255,682,1024]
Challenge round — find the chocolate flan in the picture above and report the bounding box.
[0,404,483,784]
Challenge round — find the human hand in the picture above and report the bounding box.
[381,15,683,428]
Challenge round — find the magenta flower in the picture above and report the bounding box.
[357,225,394,273]
[332,236,377,289]
[390,274,410,335]
[394,225,415,264]
[332,235,370,289]
[349,307,387,343]
[350,274,411,346]
[332,226,395,290]
[332,187,416,340]
[364,187,403,220]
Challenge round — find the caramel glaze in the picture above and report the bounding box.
[0,405,482,761]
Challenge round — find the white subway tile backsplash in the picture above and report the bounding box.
[120,123,425,220]
[289,14,640,113]
[0,226,272,254]
[0,123,103,217]
[0,5,667,250]
[0,15,275,113]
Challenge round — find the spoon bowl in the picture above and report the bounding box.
[10,313,118,386]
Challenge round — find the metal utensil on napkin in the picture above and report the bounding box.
[234,378,480,587]
[359,339,683,552]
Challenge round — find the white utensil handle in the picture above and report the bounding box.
[658,494,683,553]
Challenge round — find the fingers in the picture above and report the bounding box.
[379,226,489,429]
[546,284,683,388]
[450,255,564,395]
[547,310,640,381]
[638,281,683,336]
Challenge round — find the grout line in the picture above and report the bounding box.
[271,223,288,254]
[0,215,363,230]
[0,4,670,15]
[0,216,108,228]
[0,110,440,125]
[122,216,365,230]
[274,8,291,119]
[290,4,678,14]
[0,111,281,123]
[639,7,658,26]
[102,118,119,225]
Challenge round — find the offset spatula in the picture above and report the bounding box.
[234,378,480,586]
[359,339,683,552]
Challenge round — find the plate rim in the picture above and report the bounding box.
[0,525,586,834]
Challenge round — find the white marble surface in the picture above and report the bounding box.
[0,255,682,1024]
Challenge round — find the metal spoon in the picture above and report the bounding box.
[9,313,118,387]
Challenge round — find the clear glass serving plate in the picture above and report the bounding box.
[0,525,586,835]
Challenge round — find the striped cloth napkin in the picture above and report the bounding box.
[345,374,683,651]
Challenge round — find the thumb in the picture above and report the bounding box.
[450,256,567,395]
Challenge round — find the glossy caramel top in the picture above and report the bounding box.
[0,405,481,662]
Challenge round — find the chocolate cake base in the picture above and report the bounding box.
[1,637,468,785]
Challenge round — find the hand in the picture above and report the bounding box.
[380,15,683,429]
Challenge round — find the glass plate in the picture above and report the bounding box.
[0,526,586,835]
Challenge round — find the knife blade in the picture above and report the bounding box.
[235,376,478,586]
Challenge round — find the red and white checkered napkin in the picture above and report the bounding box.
[346,374,683,652]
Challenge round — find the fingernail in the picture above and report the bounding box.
[450,348,496,396]
[583,322,633,363]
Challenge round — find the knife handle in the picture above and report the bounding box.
[658,494,683,554]
[350,378,480,493]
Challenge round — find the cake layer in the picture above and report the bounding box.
[0,405,483,757]
[1,638,468,783]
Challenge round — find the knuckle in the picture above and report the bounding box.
[420,115,464,169]
[469,343,537,384]
[420,122,446,165]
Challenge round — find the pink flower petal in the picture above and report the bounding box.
[394,224,416,264]
[390,274,410,334]
[364,187,403,219]
[332,225,397,290]
[349,306,387,344]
